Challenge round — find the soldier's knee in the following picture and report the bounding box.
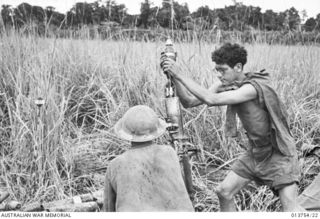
[216,184,234,201]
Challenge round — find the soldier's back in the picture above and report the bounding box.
[107,144,194,212]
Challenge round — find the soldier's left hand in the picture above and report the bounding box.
[161,58,180,78]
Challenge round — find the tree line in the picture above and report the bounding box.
[1,0,320,33]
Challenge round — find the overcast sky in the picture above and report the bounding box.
[1,0,320,18]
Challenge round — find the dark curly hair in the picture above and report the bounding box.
[211,43,247,68]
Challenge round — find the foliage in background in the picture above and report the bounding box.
[1,0,320,35]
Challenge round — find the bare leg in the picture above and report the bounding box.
[278,183,305,212]
[216,171,250,212]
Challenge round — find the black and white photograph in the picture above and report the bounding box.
[0,0,319,216]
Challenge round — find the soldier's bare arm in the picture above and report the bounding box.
[174,76,257,106]
[173,78,222,108]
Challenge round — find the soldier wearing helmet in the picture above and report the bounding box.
[103,105,194,212]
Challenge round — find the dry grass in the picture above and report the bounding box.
[0,32,319,211]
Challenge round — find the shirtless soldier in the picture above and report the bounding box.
[103,105,194,212]
[161,43,304,212]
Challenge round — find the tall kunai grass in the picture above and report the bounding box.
[0,31,319,211]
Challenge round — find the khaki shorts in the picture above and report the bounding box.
[231,145,300,191]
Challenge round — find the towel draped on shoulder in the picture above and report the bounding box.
[219,71,296,156]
